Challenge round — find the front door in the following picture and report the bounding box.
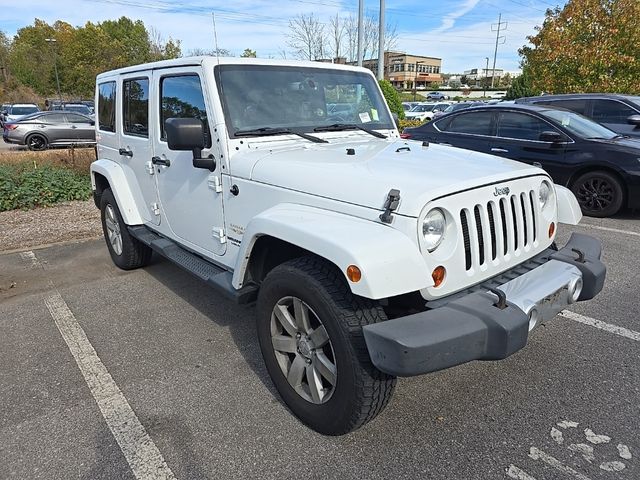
[151,68,226,257]
[118,74,160,225]
[66,113,95,143]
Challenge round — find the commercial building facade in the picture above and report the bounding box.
[361,51,442,89]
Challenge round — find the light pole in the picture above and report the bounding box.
[413,60,425,101]
[484,57,489,98]
[45,38,62,103]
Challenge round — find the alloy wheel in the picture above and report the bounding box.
[270,296,337,404]
[576,176,614,213]
[104,204,123,255]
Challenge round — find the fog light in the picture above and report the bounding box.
[432,266,446,287]
[528,308,541,331]
[346,265,361,283]
[548,222,556,238]
[567,277,583,303]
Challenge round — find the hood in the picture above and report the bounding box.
[231,136,545,217]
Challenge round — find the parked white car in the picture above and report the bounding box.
[91,57,606,436]
[2,103,40,122]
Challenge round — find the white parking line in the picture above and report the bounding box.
[561,310,640,342]
[45,292,176,480]
[506,464,537,479]
[529,447,592,480]
[573,223,640,238]
[19,250,40,268]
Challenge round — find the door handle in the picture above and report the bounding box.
[491,147,509,153]
[151,156,171,167]
[119,148,133,157]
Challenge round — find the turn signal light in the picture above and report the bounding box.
[346,265,362,283]
[548,222,556,238]
[432,266,446,287]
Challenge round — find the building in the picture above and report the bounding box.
[463,67,504,84]
[361,51,442,89]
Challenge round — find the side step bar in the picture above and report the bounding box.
[128,225,258,304]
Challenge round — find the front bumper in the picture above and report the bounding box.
[363,233,606,377]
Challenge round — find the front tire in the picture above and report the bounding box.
[571,170,624,217]
[256,256,396,435]
[100,188,152,270]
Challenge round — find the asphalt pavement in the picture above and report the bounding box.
[1,214,638,479]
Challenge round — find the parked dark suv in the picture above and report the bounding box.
[516,94,640,138]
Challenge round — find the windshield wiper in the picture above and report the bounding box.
[234,127,328,143]
[313,123,387,139]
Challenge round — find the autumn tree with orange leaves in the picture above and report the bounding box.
[520,0,640,94]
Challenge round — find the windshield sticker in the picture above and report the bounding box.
[359,112,371,123]
[561,115,570,126]
[370,109,379,121]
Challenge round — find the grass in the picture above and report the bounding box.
[0,148,96,211]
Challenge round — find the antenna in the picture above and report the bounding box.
[212,12,220,65]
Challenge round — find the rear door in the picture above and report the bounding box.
[490,111,567,178]
[42,113,73,144]
[432,110,495,154]
[119,74,160,225]
[151,68,227,257]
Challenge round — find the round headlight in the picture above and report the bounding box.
[539,181,552,209]
[422,208,446,252]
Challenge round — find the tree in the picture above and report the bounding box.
[329,14,344,60]
[505,68,541,100]
[378,79,404,119]
[520,0,640,93]
[240,48,256,58]
[188,48,232,57]
[287,13,326,60]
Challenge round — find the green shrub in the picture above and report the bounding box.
[379,79,405,120]
[0,163,92,212]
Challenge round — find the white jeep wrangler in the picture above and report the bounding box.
[91,57,606,435]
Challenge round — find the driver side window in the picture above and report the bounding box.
[160,74,211,148]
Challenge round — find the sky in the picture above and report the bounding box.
[0,0,558,73]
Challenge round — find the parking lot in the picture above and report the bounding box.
[1,214,638,479]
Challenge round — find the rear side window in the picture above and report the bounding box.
[98,82,116,132]
[160,74,211,147]
[445,112,494,136]
[123,78,149,138]
[67,113,91,124]
[43,113,67,123]
[591,100,638,123]
[497,112,553,141]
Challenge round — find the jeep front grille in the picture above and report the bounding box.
[460,190,538,271]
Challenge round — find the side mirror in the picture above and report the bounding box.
[165,117,215,171]
[626,114,640,127]
[539,130,564,143]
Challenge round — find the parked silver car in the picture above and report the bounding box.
[3,111,96,151]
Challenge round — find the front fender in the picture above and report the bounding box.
[233,203,431,300]
[555,185,582,225]
[90,159,144,225]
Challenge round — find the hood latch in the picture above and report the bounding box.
[379,189,401,224]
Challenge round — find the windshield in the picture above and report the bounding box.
[66,105,91,114]
[215,65,394,138]
[541,109,618,139]
[626,96,640,110]
[411,104,435,112]
[11,106,38,116]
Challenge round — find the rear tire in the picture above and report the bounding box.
[100,188,152,270]
[26,133,47,151]
[571,170,624,217]
[256,256,396,435]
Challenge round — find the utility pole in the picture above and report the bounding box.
[490,13,507,88]
[377,0,385,80]
[45,38,62,103]
[484,57,489,98]
[357,0,364,66]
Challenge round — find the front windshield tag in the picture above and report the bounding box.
[371,109,379,121]
[359,112,371,123]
